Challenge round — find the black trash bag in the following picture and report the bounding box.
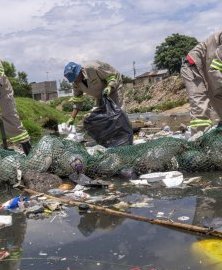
[83,96,133,147]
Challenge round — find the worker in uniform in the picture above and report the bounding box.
[0,60,31,155]
[63,60,123,124]
[181,31,222,135]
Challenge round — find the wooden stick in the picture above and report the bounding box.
[23,188,222,238]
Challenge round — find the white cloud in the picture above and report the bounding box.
[0,0,221,82]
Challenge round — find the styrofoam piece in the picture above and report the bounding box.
[139,171,183,187]
[58,123,76,135]
[0,215,12,227]
[129,179,150,185]
[133,139,147,145]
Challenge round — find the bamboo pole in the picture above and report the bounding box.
[23,188,222,238]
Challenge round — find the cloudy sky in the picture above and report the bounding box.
[0,0,221,83]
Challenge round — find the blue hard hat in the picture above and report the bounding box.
[64,62,82,83]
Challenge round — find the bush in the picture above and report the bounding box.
[62,101,73,112]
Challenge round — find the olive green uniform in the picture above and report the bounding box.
[70,60,123,108]
[0,60,29,143]
[181,31,222,131]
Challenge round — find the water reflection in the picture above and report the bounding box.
[78,211,124,237]
[0,212,27,270]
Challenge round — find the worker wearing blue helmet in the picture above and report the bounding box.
[64,60,123,124]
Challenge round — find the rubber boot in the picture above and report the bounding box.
[21,141,32,156]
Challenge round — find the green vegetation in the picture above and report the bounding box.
[50,96,94,112]
[154,33,198,74]
[2,61,32,97]
[15,97,69,138]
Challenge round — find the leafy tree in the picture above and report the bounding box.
[59,79,72,93]
[122,75,133,83]
[2,61,32,97]
[154,33,198,74]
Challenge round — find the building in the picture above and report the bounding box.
[134,69,169,86]
[31,81,58,101]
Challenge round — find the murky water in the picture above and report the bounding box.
[1,172,222,270]
[0,111,221,270]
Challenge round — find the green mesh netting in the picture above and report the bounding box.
[1,128,222,185]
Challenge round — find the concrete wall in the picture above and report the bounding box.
[31,81,58,101]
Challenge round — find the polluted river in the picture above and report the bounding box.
[1,112,222,270]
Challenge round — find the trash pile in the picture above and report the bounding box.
[1,127,222,187]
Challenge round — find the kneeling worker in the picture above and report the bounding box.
[0,60,31,155]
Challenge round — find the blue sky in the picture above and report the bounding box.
[0,0,221,83]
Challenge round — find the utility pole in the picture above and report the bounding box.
[46,71,49,81]
[133,61,136,78]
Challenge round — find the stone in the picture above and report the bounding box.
[23,170,62,192]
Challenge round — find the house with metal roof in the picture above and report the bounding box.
[134,69,169,86]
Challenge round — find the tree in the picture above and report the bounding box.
[122,75,133,84]
[2,61,32,97]
[59,79,72,93]
[154,33,198,74]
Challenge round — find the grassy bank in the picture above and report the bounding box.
[15,97,69,139]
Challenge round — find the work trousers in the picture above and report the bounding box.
[181,62,222,121]
[0,76,29,142]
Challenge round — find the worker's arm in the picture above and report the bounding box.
[95,61,122,95]
[67,83,85,125]
[71,108,80,120]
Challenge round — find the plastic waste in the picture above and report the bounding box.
[86,145,107,156]
[129,179,151,186]
[64,184,90,199]
[58,123,85,142]
[0,250,10,260]
[139,171,183,188]
[0,196,29,210]
[83,96,133,147]
[47,189,67,196]
[192,239,222,268]
[58,123,76,135]
[70,173,110,188]
[0,215,12,228]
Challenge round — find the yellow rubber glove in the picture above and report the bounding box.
[103,86,112,96]
[67,117,75,126]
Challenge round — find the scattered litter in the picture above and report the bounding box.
[0,196,29,210]
[25,205,44,216]
[58,183,74,190]
[47,189,66,196]
[183,176,202,185]
[113,201,129,211]
[130,202,152,208]
[156,212,164,218]
[133,139,146,145]
[0,215,12,228]
[129,179,151,186]
[58,123,84,142]
[39,251,48,256]
[86,145,107,156]
[78,203,90,214]
[139,171,183,188]
[43,201,61,211]
[178,216,190,221]
[0,250,10,260]
[64,184,90,200]
[69,173,110,188]
[118,254,125,260]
